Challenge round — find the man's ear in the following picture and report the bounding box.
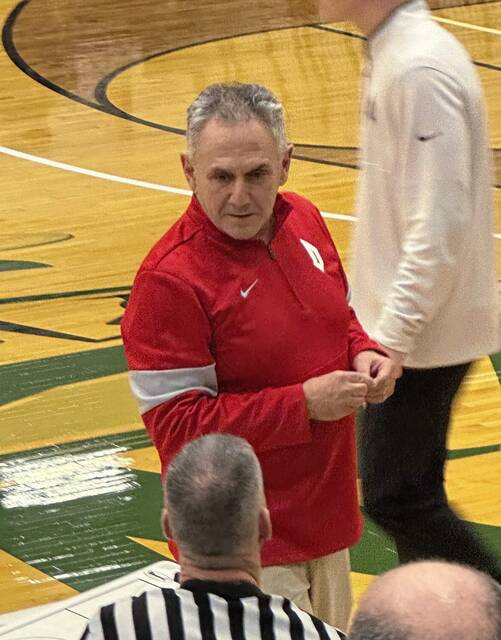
[181,153,196,191]
[161,506,172,539]
[279,144,294,185]
[258,506,272,545]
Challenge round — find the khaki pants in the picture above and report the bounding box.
[260,549,352,632]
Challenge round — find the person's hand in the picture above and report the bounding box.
[382,346,406,367]
[352,350,402,404]
[303,370,375,421]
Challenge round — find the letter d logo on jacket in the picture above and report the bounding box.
[300,239,324,272]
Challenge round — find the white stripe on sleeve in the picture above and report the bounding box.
[128,364,218,414]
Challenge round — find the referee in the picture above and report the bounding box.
[81,434,346,639]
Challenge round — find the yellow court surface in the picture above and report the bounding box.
[0,0,500,616]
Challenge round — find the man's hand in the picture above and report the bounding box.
[303,370,375,421]
[352,350,402,404]
[382,346,406,367]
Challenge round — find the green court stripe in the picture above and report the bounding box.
[0,260,49,271]
[0,468,165,593]
[1,438,500,589]
[489,352,501,384]
[447,444,500,460]
[350,516,398,576]
[0,429,151,462]
[351,514,501,576]
[0,345,128,405]
[0,285,130,305]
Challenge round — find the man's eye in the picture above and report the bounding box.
[214,174,231,182]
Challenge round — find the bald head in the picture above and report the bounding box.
[350,561,501,640]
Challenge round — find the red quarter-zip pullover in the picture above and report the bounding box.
[122,191,380,565]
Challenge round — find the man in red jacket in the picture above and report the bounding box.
[121,82,400,630]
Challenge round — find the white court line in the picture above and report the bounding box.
[0,145,354,224]
[0,144,498,232]
[433,15,501,36]
[0,145,192,197]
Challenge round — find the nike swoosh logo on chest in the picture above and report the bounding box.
[240,279,258,299]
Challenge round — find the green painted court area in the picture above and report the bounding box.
[1,423,500,595]
[0,345,127,406]
[0,431,163,592]
[0,343,500,598]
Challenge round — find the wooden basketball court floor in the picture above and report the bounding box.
[0,0,500,617]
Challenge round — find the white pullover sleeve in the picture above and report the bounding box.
[375,66,473,354]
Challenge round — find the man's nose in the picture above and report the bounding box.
[228,179,250,209]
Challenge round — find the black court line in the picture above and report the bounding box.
[2,1,110,115]
[475,60,501,72]
[2,0,305,138]
[0,320,121,343]
[310,24,501,73]
[0,233,74,252]
[293,142,359,169]
[3,0,500,180]
[97,22,501,175]
[293,143,359,151]
[1,1,366,172]
[1,0,184,134]
[292,155,358,170]
[93,24,365,149]
[494,147,501,189]
[310,24,365,39]
[0,286,131,306]
[93,26,304,123]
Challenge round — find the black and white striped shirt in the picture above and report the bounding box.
[80,579,347,640]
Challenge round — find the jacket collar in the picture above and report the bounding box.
[180,578,263,600]
[186,193,293,248]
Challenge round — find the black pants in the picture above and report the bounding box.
[360,363,501,582]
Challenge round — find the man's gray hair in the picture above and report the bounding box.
[165,434,264,568]
[349,612,411,640]
[186,82,287,154]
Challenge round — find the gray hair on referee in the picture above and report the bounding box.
[186,82,287,155]
[164,434,267,569]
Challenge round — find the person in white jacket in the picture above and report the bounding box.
[318,0,501,581]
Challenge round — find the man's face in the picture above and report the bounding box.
[182,118,292,242]
[317,0,357,23]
